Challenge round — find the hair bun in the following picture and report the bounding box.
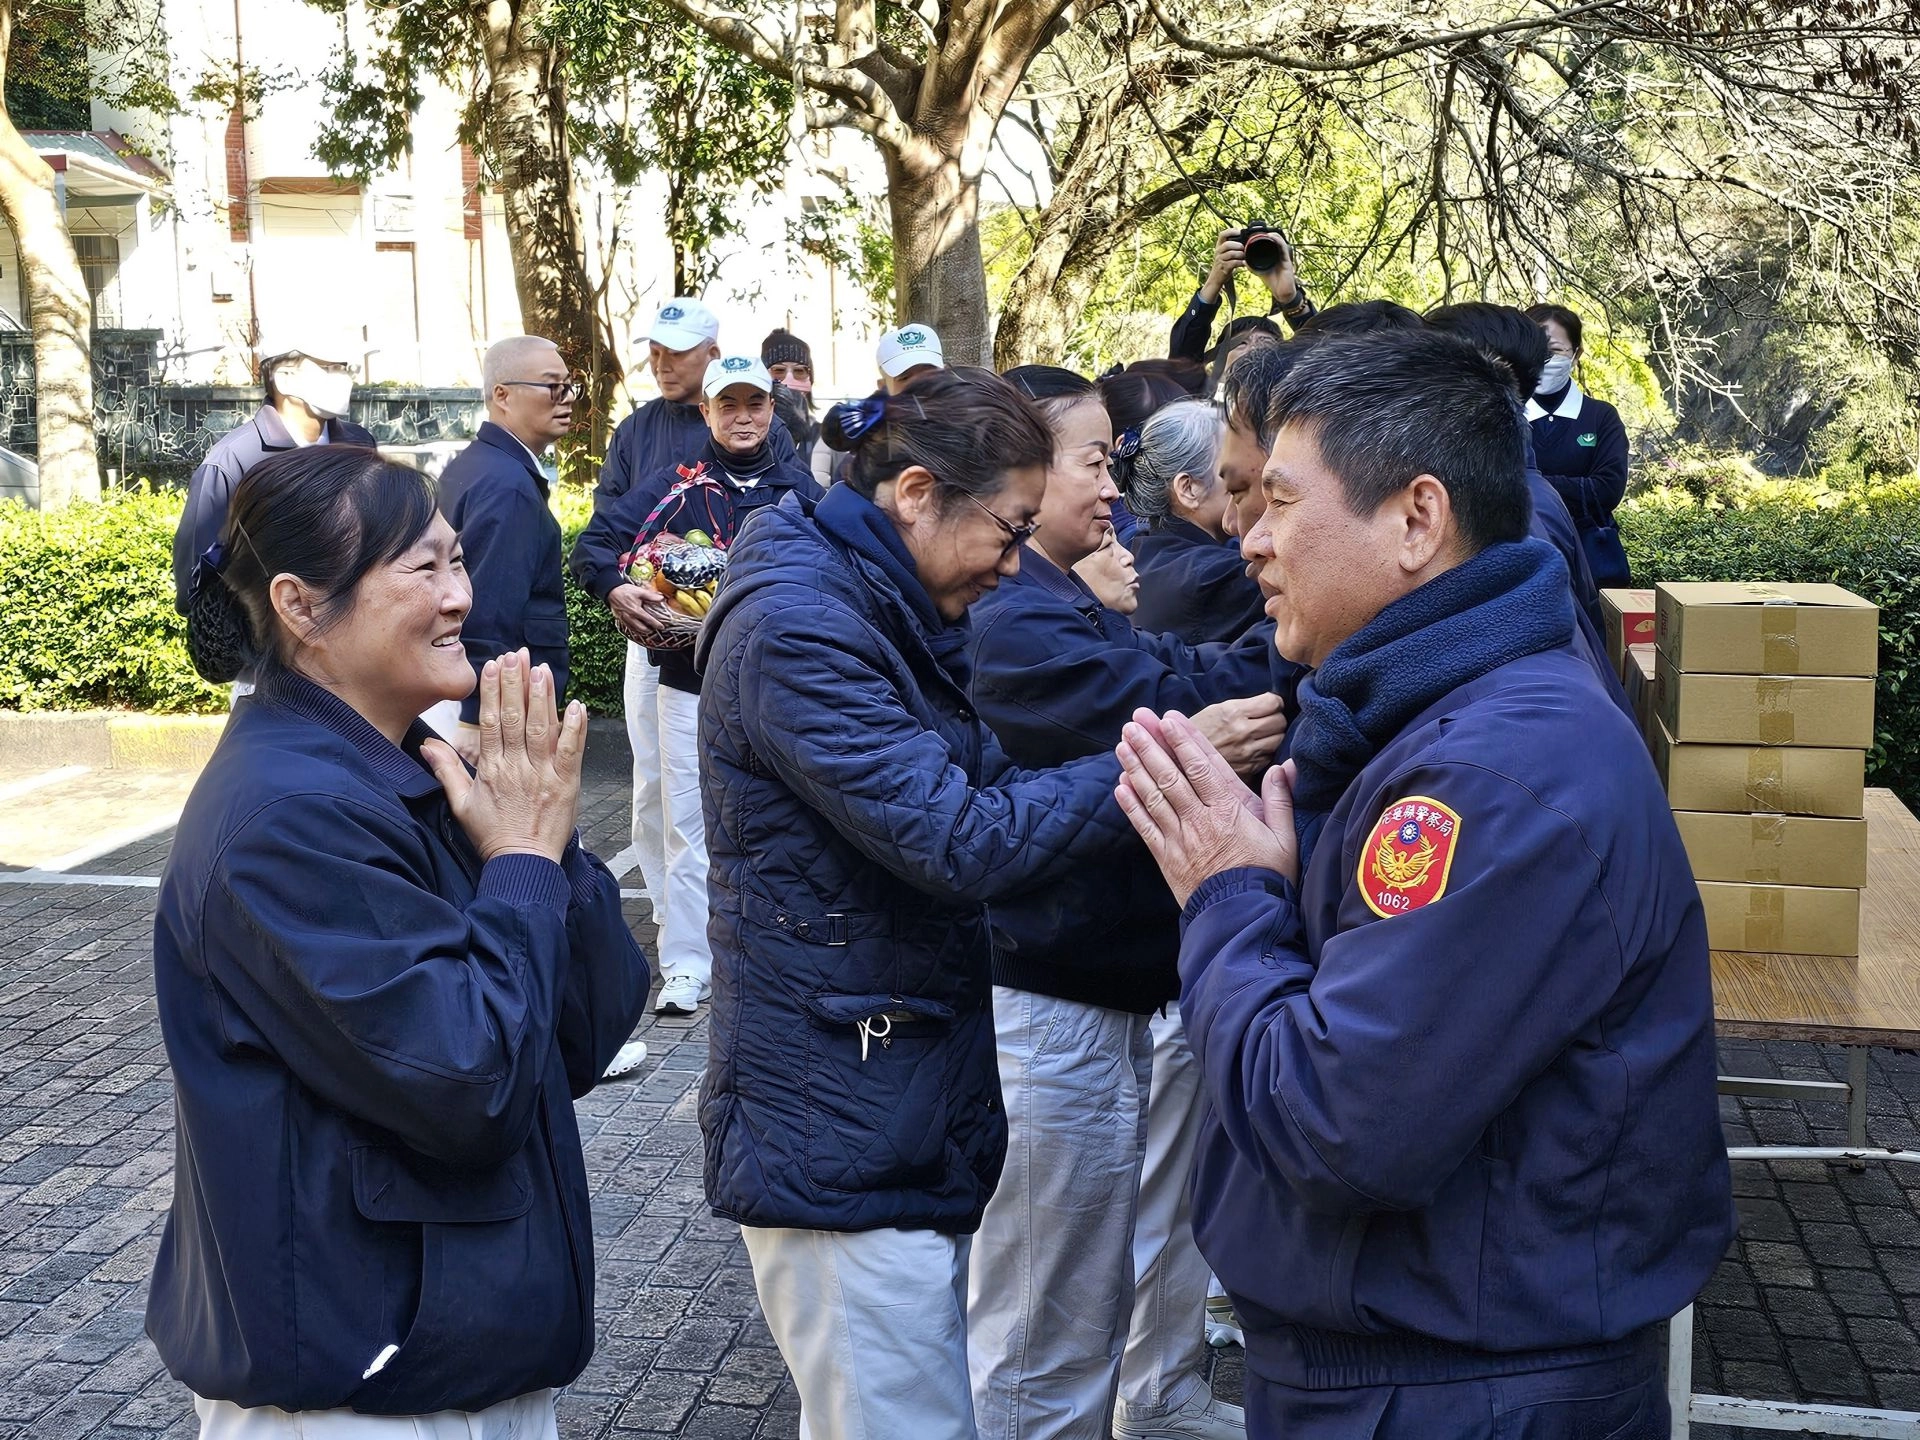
[185,578,253,684]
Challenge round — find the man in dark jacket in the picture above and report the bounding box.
[1113,331,1734,1440]
[171,326,375,613]
[1169,227,1316,367]
[572,355,821,1018]
[428,335,577,761]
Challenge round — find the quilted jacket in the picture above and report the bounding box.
[694,485,1136,1233]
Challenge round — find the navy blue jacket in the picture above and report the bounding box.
[1131,517,1268,645]
[437,422,570,724]
[1532,387,1631,589]
[1524,458,1631,718]
[1180,646,1734,1380]
[171,406,376,612]
[570,436,821,695]
[970,547,1285,1014]
[593,395,796,506]
[147,672,651,1414]
[695,487,1136,1233]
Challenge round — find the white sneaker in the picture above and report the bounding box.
[601,1038,648,1080]
[1113,1390,1246,1440]
[654,976,707,1016]
[1204,1292,1244,1349]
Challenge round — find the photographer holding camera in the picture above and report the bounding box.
[1170,224,1317,366]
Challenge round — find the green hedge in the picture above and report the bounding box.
[0,488,629,716]
[1620,479,1920,802]
[5,483,1918,805]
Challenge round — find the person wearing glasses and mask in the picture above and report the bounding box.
[170,325,375,616]
[428,336,580,764]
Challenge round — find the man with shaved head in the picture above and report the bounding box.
[427,334,581,760]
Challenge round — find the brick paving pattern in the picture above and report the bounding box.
[0,750,1915,1437]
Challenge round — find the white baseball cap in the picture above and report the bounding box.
[702,354,773,398]
[876,324,945,378]
[254,324,369,366]
[649,297,721,352]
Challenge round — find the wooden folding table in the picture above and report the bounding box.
[1669,788,1920,1437]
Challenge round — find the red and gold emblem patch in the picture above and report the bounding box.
[1358,795,1462,918]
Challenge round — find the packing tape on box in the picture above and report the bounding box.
[1760,600,1801,674]
[1756,678,1795,744]
[1744,886,1786,950]
[1745,749,1786,811]
[1745,814,1785,882]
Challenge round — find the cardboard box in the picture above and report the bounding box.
[1650,720,1865,817]
[1601,588,1657,678]
[1673,811,1868,888]
[1655,582,1878,676]
[1625,645,1657,742]
[1654,654,1875,748]
[1697,881,1861,956]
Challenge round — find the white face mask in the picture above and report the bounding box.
[1536,354,1575,396]
[276,359,355,421]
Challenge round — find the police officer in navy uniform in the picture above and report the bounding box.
[1110,330,1733,1439]
[1526,303,1632,589]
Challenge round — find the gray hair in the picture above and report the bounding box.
[481,336,561,406]
[1115,400,1224,523]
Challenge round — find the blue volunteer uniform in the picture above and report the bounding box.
[1131,516,1268,645]
[1524,452,1631,717]
[1177,539,1734,1438]
[148,671,652,1413]
[593,394,796,506]
[1530,383,1631,589]
[170,405,376,612]
[436,421,570,724]
[971,547,1292,1012]
[569,435,821,695]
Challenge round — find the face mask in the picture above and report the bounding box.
[277,360,355,420]
[1536,355,1574,396]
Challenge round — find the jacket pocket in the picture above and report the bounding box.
[799,992,957,1194]
[524,611,570,650]
[346,1144,566,1413]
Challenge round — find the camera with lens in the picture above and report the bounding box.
[1230,222,1288,274]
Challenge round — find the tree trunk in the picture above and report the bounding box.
[886,143,991,367]
[0,2,96,508]
[471,1,617,463]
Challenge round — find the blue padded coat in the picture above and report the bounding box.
[694,485,1136,1233]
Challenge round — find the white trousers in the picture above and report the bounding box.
[623,645,712,990]
[193,1389,556,1439]
[967,987,1153,1440]
[1115,1004,1214,1423]
[743,1225,977,1440]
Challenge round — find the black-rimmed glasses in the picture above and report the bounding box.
[963,491,1040,557]
[500,379,585,404]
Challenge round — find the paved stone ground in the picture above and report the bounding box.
[0,741,1917,1438]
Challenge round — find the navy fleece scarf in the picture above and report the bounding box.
[813,482,974,688]
[1288,538,1573,858]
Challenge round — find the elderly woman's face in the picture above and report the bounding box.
[1073,528,1139,614]
[1035,396,1118,567]
[300,512,475,718]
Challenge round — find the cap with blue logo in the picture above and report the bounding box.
[876,323,946,378]
[702,354,773,399]
[648,296,721,352]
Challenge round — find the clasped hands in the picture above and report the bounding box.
[1115,707,1300,907]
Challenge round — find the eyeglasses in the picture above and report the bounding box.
[963,491,1040,557]
[500,379,585,404]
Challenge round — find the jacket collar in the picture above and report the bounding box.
[1525,383,1584,423]
[254,669,445,799]
[251,403,354,452]
[1011,543,1100,610]
[475,421,550,491]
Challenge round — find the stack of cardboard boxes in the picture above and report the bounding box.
[1604,583,1878,957]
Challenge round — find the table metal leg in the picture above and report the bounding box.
[1848,1047,1871,1170]
[1668,1304,1695,1440]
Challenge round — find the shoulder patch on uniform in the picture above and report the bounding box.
[1358,796,1463,918]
